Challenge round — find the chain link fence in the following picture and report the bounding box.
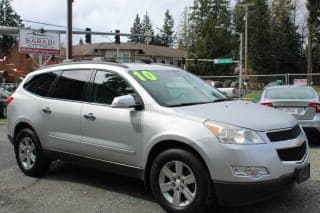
[0,83,18,93]
[200,73,320,100]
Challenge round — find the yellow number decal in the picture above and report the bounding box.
[133,71,157,81]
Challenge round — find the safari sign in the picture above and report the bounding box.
[19,29,60,55]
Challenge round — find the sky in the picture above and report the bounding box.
[12,0,195,44]
[11,0,307,45]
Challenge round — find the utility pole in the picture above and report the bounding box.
[307,31,313,85]
[244,4,248,75]
[66,0,73,60]
[215,25,243,98]
[184,10,189,70]
[239,33,243,99]
[243,3,254,75]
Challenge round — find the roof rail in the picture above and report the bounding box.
[63,59,74,63]
[91,57,119,63]
[136,59,152,64]
[151,63,178,68]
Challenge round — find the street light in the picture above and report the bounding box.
[215,25,243,98]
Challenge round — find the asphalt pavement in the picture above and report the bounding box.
[1,125,320,213]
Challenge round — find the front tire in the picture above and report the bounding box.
[150,149,215,213]
[14,128,51,177]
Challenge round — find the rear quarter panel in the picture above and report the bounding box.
[7,88,46,145]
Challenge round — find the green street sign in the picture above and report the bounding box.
[213,58,233,64]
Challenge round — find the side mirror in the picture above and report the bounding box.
[111,94,143,110]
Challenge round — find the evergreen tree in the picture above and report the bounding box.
[270,0,304,74]
[130,14,143,43]
[178,6,191,50]
[160,9,175,47]
[0,0,22,55]
[234,0,272,75]
[307,0,320,73]
[149,33,163,46]
[141,12,154,44]
[189,0,234,75]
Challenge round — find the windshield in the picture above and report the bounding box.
[129,69,227,107]
[265,87,317,100]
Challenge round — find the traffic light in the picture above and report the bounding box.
[115,29,120,44]
[85,28,91,44]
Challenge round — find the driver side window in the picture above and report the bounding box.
[91,70,134,105]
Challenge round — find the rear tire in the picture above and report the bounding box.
[14,128,51,177]
[150,149,215,213]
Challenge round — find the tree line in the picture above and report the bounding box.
[177,0,320,76]
[129,10,175,47]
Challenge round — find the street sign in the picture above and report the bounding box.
[213,58,233,64]
[19,29,61,55]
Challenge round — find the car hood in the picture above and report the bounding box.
[173,100,297,131]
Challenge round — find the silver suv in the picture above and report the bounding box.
[7,62,310,212]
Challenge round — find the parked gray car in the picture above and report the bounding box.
[0,87,11,118]
[7,62,310,213]
[259,85,320,143]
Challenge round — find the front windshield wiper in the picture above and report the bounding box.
[168,102,212,107]
[168,98,234,107]
[211,97,234,103]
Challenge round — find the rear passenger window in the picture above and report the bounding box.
[51,70,91,101]
[91,70,134,105]
[23,72,59,97]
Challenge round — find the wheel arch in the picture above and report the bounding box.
[143,140,211,189]
[14,122,37,143]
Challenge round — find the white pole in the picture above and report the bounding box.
[244,4,248,76]
[239,33,243,98]
[116,47,120,62]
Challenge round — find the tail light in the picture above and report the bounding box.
[6,96,14,106]
[308,102,320,113]
[260,102,273,107]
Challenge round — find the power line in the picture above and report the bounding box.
[22,19,83,31]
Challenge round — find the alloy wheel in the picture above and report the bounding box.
[158,160,197,207]
[18,136,37,170]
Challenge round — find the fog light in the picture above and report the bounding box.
[231,166,269,178]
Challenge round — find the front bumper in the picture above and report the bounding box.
[203,128,310,206]
[203,129,310,182]
[213,172,296,206]
[214,163,310,206]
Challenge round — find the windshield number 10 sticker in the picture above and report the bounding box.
[133,71,157,81]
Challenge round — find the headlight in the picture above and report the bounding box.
[205,121,265,144]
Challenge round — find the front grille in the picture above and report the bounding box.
[267,125,301,142]
[277,141,307,161]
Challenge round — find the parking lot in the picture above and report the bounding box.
[0,124,320,213]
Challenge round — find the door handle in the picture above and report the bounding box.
[83,113,96,121]
[42,107,51,114]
